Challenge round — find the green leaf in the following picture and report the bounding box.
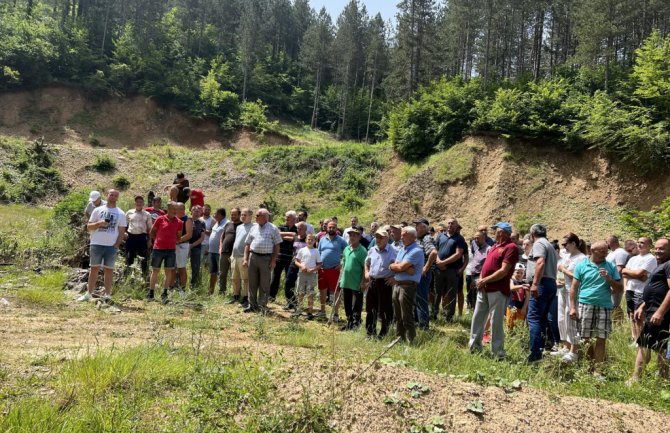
[466,400,485,415]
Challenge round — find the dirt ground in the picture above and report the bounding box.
[0,292,668,433]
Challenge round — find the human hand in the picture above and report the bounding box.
[651,311,664,326]
[530,284,539,299]
[569,307,577,320]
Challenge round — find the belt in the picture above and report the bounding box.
[251,251,272,256]
[127,232,148,236]
[394,280,417,287]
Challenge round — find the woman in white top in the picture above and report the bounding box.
[554,233,587,362]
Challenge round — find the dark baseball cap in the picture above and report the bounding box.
[413,218,429,226]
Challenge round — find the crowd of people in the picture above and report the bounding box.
[80,174,670,382]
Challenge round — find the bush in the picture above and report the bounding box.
[239,99,278,133]
[92,154,116,172]
[113,175,131,189]
[621,196,670,239]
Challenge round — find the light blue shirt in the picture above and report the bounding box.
[394,242,424,284]
[365,243,397,279]
[233,223,254,257]
[318,235,348,269]
[574,259,621,308]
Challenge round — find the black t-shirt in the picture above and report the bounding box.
[360,236,370,249]
[189,219,205,245]
[643,260,670,316]
[220,221,241,254]
[437,232,467,269]
[278,224,298,261]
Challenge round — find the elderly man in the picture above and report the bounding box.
[467,232,491,311]
[622,237,657,341]
[629,238,670,383]
[270,210,298,304]
[218,207,242,295]
[78,189,126,302]
[339,228,368,330]
[243,208,282,313]
[297,210,315,234]
[477,225,496,247]
[413,218,437,330]
[343,216,359,243]
[84,190,106,220]
[317,220,348,320]
[365,228,397,338]
[124,195,153,280]
[568,241,623,372]
[434,218,467,322]
[527,224,560,362]
[469,222,519,359]
[147,201,182,303]
[390,226,424,343]
[390,224,403,251]
[230,208,253,306]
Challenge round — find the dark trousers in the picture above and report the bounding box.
[343,287,364,328]
[248,253,272,309]
[125,233,148,278]
[466,274,479,310]
[284,263,299,308]
[527,277,558,361]
[393,283,417,342]
[269,259,292,299]
[416,272,431,329]
[219,252,232,293]
[190,246,201,288]
[433,268,459,322]
[366,278,393,337]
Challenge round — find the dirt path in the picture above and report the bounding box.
[1,295,668,433]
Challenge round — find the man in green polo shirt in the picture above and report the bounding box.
[339,228,368,330]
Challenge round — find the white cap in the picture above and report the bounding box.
[89,190,101,202]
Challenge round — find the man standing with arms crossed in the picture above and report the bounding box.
[79,189,126,302]
[243,208,282,314]
[389,226,424,343]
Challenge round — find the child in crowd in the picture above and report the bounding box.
[507,263,528,329]
[293,233,322,320]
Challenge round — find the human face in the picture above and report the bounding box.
[562,238,577,254]
[297,224,307,237]
[298,211,306,222]
[167,204,177,218]
[349,231,361,247]
[637,238,651,255]
[351,217,358,228]
[590,243,609,263]
[176,205,185,217]
[286,214,296,226]
[241,210,252,224]
[327,222,338,236]
[135,198,144,210]
[107,190,119,206]
[256,211,268,225]
[400,230,415,247]
[523,239,532,254]
[391,227,401,241]
[306,234,315,247]
[447,219,458,235]
[474,233,485,247]
[514,269,524,280]
[203,205,211,217]
[415,223,427,237]
[153,198,162,210]
[375,234,388,249]
[370,222,379,233]
[230,209,241,223]
[494,228,506,243]
[191,206,202,219]
[654,239,670,264]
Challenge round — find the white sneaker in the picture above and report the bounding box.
[550,348,569,356]
[102,294,112,303]
[76,292,93,302]
[561,352,578,363]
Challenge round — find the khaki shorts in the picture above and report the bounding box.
[231,256,248,281]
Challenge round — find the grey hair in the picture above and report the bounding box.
[402,226,417,238]
[530,224,547,238]
[285,210,297,218]
[296,221,306,229]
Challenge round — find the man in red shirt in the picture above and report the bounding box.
[148,201,183,303]
[189,188,205,209]
[468,222,519,359]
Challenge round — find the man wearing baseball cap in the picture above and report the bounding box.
[84,190,106,221]
[469,222,519,359]
[413,218,437,330]
[364,228,398,338]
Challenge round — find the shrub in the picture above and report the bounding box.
[239,99,278,133]
[92,154,116,172]
[621,196,670,239]
[113,175,131,189]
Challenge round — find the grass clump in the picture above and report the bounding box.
[91,154,116,172]
[15,270,67,306]
[112,174,131,189]
[428,141,482,184]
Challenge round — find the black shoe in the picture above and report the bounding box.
[161,290,169,305]
[243,306,257,313]
[283,304,293,311]
[306,313,315,321]
[146,289,154,300]
[227,295,240,305]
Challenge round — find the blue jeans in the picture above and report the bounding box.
[527,277,558,362]
[416,271,431,329]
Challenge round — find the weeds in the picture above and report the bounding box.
[91,154,116,172]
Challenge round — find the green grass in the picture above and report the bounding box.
[429,141,482,184]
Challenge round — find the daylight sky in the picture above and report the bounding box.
[309,0,397,22]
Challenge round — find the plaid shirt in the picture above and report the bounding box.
[245,222,282,254]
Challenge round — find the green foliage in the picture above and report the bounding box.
[632,31,670,117]
[113,175,131,190]
[428,142,481,184]
[388,77,482,161]
[92,154,116,172]
[239,99,278,133]
[621,197,670,238]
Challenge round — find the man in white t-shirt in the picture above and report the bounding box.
[622,237,657,341]
[201,204,214,270]
[607,235,630,318]
[78,189,127,302]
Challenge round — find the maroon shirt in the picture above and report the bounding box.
[480,239,519,297]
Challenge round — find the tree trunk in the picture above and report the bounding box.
[311,68,321,129]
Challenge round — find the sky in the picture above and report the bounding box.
[309,0,397,22]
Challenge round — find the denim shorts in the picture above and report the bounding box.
[90,244,118,269]
[151,249,176,269]
[209,253,220,274]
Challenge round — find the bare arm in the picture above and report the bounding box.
[650,280,670,326]
[621,268,649,282]
[390,260,414,274]
[437,248,464,267]
[569,278,580,319]
[480,262,513,286]
[115,226,126,249]
[179,219,193,243]
[423,249,437,275]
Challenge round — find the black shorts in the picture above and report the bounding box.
[625,291,644,317]
[637,319,670,351]
[151,249,176,269]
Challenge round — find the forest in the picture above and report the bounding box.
[1,0,670,168]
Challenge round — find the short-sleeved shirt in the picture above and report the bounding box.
[202,216,213,244]
[152,215,183,250]
[318,235,348,269]
[607,248,630,268]
[626,253,658,294]
[190,188,204,208]
[145,206,166,221]
[468,241,491,275]
[339,244,367,291]
[642,261,670,316]
[562,252,587,291]
[208,221,226,253]
[125,208,152,235]
[418,234,436,259]
[394,242,425,284]
[530,237,558,280]
[574,259,621,308]
[480,240,519,297]
[296,246,321,271]
[89,206,127,246]
[85,200,106,218]
[189,219,206,245]
[366,243,398,279]
[232,223,254,257]
[278,224,298,261]
[245,222,282,254]
[220,221,241,254]
[436,232,467,269]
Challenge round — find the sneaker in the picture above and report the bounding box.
[331,314,340,323]
[314,311,326,319]
[561,352,578,363]
[227,296,240,305]
[548,344,561,353]
[291,310,302,318]
[306,313,315,321]
[550,348,570,356]
[146,289,155,300]
[76,292,92,302]
[102,294,112,303]
[243,306,258,313]
[161,290,169,305]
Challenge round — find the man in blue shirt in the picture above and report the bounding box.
[434,218,467,322]
[364,229,398,338]
[390,226,425,343]
[317,221,348,320]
